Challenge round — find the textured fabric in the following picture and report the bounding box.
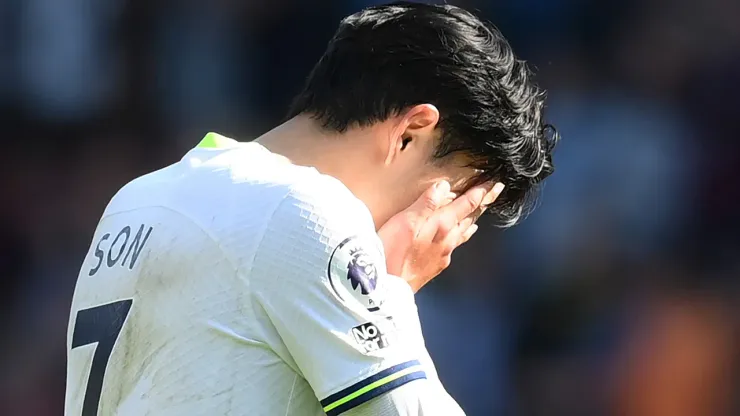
[65,134,452,415]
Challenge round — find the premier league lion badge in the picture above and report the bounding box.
[328,236,386,312]
[347,248,378,295]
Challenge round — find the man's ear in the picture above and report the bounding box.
[385,104,440,164]
[404,104,440,136]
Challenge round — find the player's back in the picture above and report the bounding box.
[65,134,335,415]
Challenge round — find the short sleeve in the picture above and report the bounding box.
[250,183,431,415]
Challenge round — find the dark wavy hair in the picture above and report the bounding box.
[288,2,559,227]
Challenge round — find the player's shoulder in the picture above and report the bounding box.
[258,168,380,266]
[274,172,375,231]
[253,169,392,315]
[99,132,380,268]
[196,136,377,241]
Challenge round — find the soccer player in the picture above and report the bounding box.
[65,2,556,415]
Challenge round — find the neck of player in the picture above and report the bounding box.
[255,115,390,229]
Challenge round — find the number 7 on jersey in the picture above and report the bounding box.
[71,299,133,416]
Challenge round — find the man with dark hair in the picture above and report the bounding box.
[65,2,556,415]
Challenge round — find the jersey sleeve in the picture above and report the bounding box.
[250,183,434,415]
[342,379,466,416]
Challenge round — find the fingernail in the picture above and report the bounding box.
[493,182,505,195]
[482,183,505,206]
[435,180,450,199]
[468,224,479,236]
[442,192,457,204]
[482,192,495,206]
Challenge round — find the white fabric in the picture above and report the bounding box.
[65,135,459,415]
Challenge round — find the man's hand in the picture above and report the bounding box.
[378,180,505,293]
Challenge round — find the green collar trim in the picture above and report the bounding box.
[197,132,237,149]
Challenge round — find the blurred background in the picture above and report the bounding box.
[1,0,739,415]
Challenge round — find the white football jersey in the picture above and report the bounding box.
[65,133,443,416]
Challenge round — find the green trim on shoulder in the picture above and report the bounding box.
[197,132,237,149]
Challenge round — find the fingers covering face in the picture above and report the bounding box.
[443,181,503,223]
[414,180,504,245]
[431,182,504,244]
[412,180,451,221]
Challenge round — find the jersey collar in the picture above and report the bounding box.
[196,132,239,149]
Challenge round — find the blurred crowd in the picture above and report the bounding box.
[1,0,739,415]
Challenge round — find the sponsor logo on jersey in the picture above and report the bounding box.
[328,236,388,312]
[351,318,395,353]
